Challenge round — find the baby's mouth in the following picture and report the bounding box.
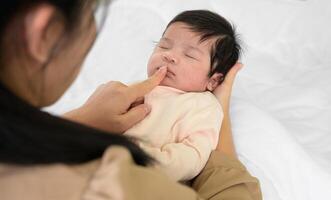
[166,70,175,77]
[156,66,175,77]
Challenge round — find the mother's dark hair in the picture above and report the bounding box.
[0,0,82,66]
[0,0,152,166]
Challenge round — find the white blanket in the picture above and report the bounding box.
[46,0,331,199]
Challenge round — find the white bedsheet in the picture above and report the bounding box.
[46,0,331,199]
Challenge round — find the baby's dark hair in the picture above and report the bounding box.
[166,10,241,83]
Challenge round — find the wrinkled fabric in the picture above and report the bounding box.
[124,86,223,181]
[0,146,262,200]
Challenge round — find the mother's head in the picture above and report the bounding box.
[0,0,99,107]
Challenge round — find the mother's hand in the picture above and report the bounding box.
[213,63,243,157]
[213,63,243,114]
[64,66,167,133]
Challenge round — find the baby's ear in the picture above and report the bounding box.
[207,73,223,91]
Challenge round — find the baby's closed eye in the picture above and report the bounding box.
[185,54,196,59]
[184,52,199,61]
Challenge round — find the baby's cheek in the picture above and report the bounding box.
[147,55,160,75]
[146,62,156,77]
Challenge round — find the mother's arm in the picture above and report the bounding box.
[191,63,262,200]
[213,63,243,158]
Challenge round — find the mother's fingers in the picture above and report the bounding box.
[214,63,243,95]
[127,66,167,100]
[223,62,243,86]
[213,62,243,113]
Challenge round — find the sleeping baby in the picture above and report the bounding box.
[124,10,242,181]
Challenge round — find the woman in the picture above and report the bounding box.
[0,0,262,199]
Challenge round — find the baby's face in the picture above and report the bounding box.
[147,22,217,92]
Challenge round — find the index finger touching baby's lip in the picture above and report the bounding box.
[127,66,167,100]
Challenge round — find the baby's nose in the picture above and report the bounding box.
[162,53,177,64]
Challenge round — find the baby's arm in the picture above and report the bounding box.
[140,99,223,181]
[139,129,216,181]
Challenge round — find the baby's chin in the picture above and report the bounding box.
[159,79,173,87]
[159,79,209,92]
[159,77,177,88]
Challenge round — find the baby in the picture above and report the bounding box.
[124,10,241,181]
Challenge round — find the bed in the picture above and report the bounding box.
[46,0,331,199]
